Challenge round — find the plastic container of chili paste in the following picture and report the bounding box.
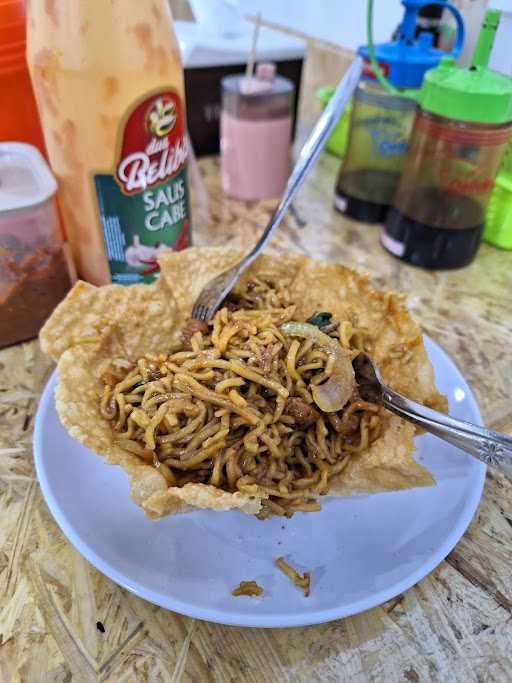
[0,143,75,348]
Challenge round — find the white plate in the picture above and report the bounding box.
[34,337,485,628]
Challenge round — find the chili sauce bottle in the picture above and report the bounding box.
[26,0,191,285]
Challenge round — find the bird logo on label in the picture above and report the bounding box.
[148,97,177,138]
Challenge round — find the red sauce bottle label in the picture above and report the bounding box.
[93,89,191,284]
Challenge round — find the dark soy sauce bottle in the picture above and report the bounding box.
[382,10,512,269]
[334,85,415,223]
[335,0,465,223]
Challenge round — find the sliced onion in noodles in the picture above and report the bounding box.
[281,322,355,412]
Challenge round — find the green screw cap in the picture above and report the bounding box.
[420,57,512,123]
[418,10,512,124]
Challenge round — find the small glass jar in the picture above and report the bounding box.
[0,143,75,348]
[221,64,294,201]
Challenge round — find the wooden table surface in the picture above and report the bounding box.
[2,149,512,680]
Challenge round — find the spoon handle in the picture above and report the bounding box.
[381,386,512,477]
[242,57,363,269]
[191,58,363,322]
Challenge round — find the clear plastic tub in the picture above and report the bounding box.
[0,143,75,348]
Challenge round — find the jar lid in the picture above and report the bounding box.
[420,56,512,123]
[358,33,448,90]
[222,72,294,120]
[0,143,57,212]
[357,0,464,90]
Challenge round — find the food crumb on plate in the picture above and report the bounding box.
[232,580,263,597]
[276,557,311,597]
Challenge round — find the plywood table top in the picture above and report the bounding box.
[1,151,511,682]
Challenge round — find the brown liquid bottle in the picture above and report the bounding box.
[26,0,191,285]
[334,82,416,223]
[383,11,512,269]
[384,111,511,268]
[335,0,465,224]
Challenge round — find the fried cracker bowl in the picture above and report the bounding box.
[40,248,446,519]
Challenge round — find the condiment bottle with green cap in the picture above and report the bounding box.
[382,9,512,269]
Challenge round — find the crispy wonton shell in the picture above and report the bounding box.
[40,248,447,518]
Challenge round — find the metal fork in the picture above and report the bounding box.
[191,57,363,322]
[353,352,512,477]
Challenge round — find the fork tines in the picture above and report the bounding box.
[191,303,209,322]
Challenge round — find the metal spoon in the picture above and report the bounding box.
[353,352,512,476]
[191,57,364,322]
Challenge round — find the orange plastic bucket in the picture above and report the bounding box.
[0,0,46,155]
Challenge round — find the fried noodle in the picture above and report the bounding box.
[100,275,383,518]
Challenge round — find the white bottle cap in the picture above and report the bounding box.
[0,142,57,213]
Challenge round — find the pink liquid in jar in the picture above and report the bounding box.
[221,111,291,200]
[220,67,294,201]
